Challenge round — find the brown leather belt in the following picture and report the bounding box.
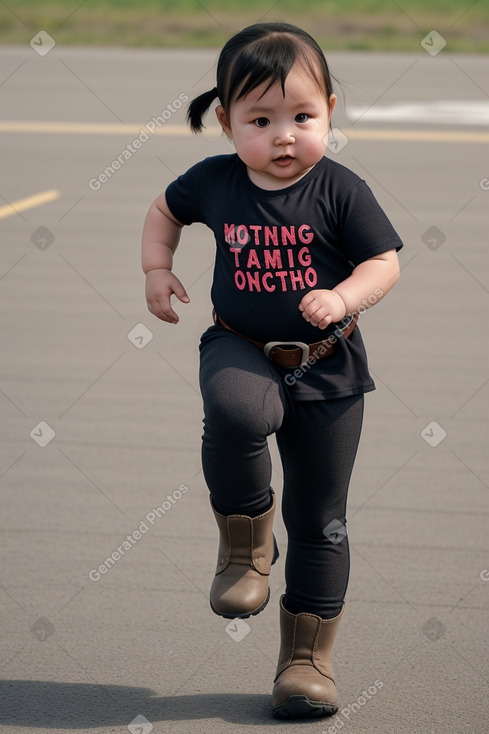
[213,310,358,369]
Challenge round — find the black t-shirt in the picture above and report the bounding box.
[165,154,403,400]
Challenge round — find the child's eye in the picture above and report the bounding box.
[254,117,270,128]
[295,113,310,123]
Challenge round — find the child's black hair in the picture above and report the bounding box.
[187,22,335,133]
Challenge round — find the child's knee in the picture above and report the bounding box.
[202,367,283,439]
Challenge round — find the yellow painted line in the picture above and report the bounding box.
[0,189,60,220]
[0,120,488,143]
[0,121,192,136]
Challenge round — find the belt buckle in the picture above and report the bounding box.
[263,341,310,368]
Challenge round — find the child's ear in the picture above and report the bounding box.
[328,94,337,117]
[216,105,232,139]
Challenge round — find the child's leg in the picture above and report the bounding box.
[199,327,287,617]
[199,327,287,515]
[276,395,364,619]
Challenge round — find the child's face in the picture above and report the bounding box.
[216,62,336,190]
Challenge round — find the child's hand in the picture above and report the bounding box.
[145,268,190,324]
[299,289,347,330]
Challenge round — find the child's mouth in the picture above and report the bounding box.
[274,155,294,166]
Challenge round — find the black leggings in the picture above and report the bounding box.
[199,328,364,619]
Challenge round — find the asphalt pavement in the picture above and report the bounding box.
[0,43,488,734]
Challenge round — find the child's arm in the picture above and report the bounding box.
[141,193,190,324]
[299,249,400,330]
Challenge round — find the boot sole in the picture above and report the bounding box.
[210,588,270,619]
[272,695,338,719]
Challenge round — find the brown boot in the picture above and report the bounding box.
[209,490,279,619]
[272,595,343,719]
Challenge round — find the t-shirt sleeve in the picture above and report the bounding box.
[339,180,403,265]
[165,160,205,226]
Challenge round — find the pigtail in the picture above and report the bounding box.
[186,87,219,133]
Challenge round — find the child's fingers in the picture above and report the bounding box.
[316,314,333,330]
[298,291,317,312]
[147,296,179,323]
[161,304,180,323]
[172,280,190,304]
[301,304,333,329]
[300,294,323,320]
[145,273,190,324]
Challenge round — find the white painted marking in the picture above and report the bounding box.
[348,101,489,126]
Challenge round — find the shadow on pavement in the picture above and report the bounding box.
[0,680,298,727]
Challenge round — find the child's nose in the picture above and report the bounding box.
[274,128,295,145]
